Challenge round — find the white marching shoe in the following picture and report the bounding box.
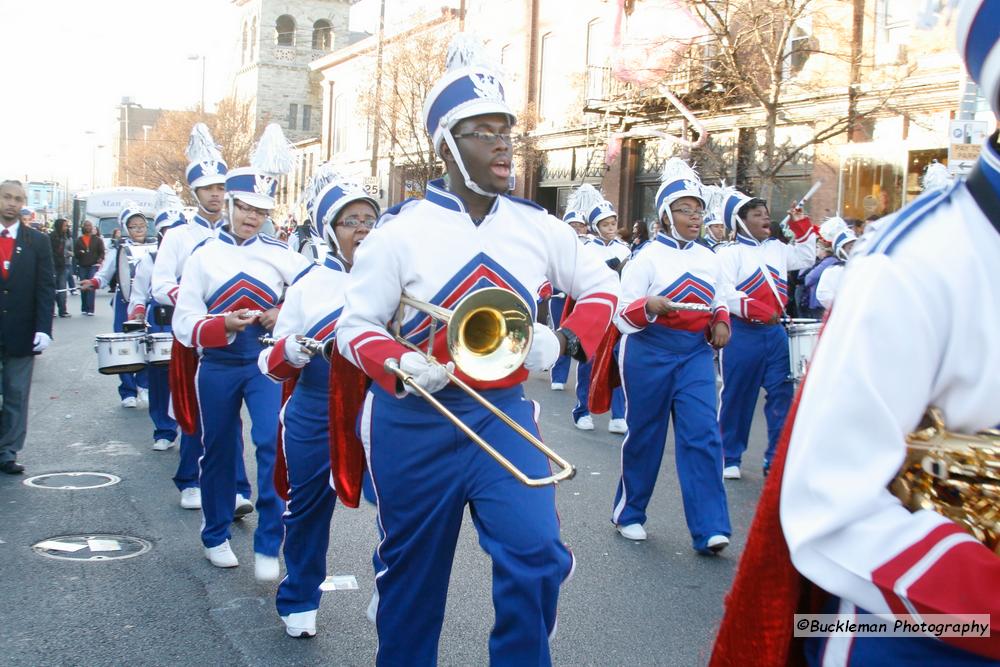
[180,487,202,510]
[574,415,595,431]
[255,553,280,581]
[550,382,565,391]
[706,535,730,554]
[152,438,174,451]
[121,396,138,408]
[608,418,628,434]
[204,541,239,568]
[722,466,741,480]
[234,494,254,519]
[617,523,647,541]
[281,609,317,638]
[136,387,149,406]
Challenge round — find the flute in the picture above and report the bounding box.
[666,301,711,312]
[204,309,265,319]
[777,182,822,234]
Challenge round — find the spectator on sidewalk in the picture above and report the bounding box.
[73,220,104,315]
[0,180,55,475]
[49,218,73,318]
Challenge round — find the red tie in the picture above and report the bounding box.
[0,229,13,280]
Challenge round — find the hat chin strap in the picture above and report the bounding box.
[663,209,687,244]
[442,130,514,199]
[734,214,760,246]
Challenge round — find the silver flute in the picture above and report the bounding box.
[666,300,712,312]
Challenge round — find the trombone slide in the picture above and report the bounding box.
[258,334,334,361]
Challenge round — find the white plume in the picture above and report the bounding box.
[251,123,296,176]
[298,162,344,211]
[659,157,700,185]
[922,161,952,192]
[185,123,222,163]
[154,184,183,214]
[819,216,849,244]
[444,33,495,71]
[700,183,726,221]
[566,183,606,216]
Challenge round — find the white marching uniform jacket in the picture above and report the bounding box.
[587,237,631,267]
[716,226,816,321]
[127,253,154,320]
[152,214,226,307]
[258,255,347,381]
[172,232,313,352]
[336,179,621,394]
[815,262,844,310]
[781,143,1000,647]
[615,233,730,335]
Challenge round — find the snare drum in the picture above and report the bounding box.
[95,333,147,375]
[145,333,173,367]
[786,321,822,381]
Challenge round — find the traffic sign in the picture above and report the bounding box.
[948,120,989,174]
[363,176,380,197]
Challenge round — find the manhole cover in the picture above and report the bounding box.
[23,472,121,490]
[32,534,152,562]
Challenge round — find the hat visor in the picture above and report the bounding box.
[190,175,227,189]
[231,192,274,211]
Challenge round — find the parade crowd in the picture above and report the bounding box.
[1,3,997,664]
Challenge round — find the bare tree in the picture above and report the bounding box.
[359,28,454,194]
[124,97,257,197]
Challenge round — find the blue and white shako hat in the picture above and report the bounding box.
[566,184,616,233]
[655,158,705,240]
[153,184,185,233]
[716,185,756,237]
[957,0,1000,117]
[185,123,228,190]
[225,123,295,210]
[118,201,147,231]
[819,216,856,261]
[562,209,586,227]
[307,169,380,257]
[423,33,516,197]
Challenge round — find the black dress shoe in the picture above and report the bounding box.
[0,460,25,474]
[59,312,72,318]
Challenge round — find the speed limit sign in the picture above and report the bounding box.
[363,176,380,197]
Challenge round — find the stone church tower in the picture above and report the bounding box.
[231,0,356,142]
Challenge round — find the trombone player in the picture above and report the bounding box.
[336,35,620,667]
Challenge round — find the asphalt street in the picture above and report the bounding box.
[0,300,774,667]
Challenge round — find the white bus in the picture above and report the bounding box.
[73,186,158,248]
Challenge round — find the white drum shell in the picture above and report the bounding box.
[95,333,146,375]
[145,333,173,367]
[787,322,822,381]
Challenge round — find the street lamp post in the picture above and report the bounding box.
[188,54,206,112]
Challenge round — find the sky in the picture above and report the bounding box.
[0,0,394,192]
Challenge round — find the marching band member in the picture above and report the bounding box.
[336,35,619,666]
[126,186,185,451]
[173,124,312,577]
[714,189,816,478]
[566,184,627,434]
[712,5,1000,662]
[610,159,732,551]
[548,209,590,391]
[151,123,252,512]
[814,216,857,310]
[701,212,729,251]
[258,171,378,638]
[79,203,151,408]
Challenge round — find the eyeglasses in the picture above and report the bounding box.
[669,208,706,218]
[337,215,377,229]
[234,200,267,218]
[453,130,514,146]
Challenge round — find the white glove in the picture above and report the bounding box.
[33,332,52,353]
[398,351,452,396]
[523,323,561,372]
[282,336,312,368]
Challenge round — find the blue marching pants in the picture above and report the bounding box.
[572,360,624,422]
[196,359,283,556]
[172,425,251,496]
[718,319,793,470]
[364,384,572,667]
[612,327,731,552]
[549,296,571,385]
[276,382,336,617]
[112,291,147,400]
[145,318,177,444]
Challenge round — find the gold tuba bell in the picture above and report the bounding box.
[386,287,576,487]
[892,408,1000,554]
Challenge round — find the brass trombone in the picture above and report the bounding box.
[386,287,576,487]
[259,334,336,361]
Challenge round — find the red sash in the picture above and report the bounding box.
[327,348,368,508]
